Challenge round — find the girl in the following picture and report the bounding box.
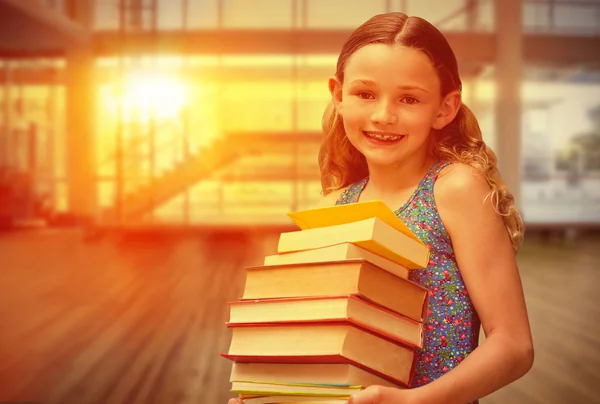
[229,12,533,404]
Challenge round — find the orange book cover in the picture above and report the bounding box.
[287,200,424,246]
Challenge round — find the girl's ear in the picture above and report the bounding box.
[433,91,461,130]
[328,76,343,116]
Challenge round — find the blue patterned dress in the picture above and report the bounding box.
[335,160,481,402]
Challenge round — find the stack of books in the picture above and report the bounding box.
[222,201,431,403]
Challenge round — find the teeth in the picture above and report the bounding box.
[365,132,403,141]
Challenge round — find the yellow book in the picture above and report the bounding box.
[230,363,403,389]
[241,397,348,404]
[278,217,429,269]
[240,260,429,321]
[225,324,416,386]
[231,380,360,397]
[287,200,424,246]
[264,243,409,279]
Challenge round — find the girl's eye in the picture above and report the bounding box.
[402,96,419,105]
[357,92,375,100]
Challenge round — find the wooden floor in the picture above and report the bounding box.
[0,229,598,404]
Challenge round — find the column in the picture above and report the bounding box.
[65,0,97,220]
[494,0,523,211]
[466,0,479,30]
[1,62,13,168]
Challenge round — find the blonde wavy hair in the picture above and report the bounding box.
[319,12,524,252]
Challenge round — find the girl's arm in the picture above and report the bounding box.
[350,163,534,404]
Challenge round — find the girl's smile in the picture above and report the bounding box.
[362,130,407,145]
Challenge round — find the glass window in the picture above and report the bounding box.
[523,2,551,32]
[523,0,600,35]
[307,0,387,28]
[94,0,119,30]
[221,98,294,133]
[222,0,293,28]
[55,182,68,211]
[462,74,497,151]
[472,0,495,32]
[408,0,468,30]
[521,72,600,223]
[154,193,186,222]
[187,0,220,28]
[97,181,115,209]
[296,81,330,132]
[157,0,184,30]
[554,3,599,34]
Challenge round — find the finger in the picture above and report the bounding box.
[227,398,242,404]
[348,386,383,404]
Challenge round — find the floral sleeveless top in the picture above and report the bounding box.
[336,161,481,402]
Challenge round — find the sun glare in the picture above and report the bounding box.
[119,72,187,122]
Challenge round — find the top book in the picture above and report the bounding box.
[288,200,424,246]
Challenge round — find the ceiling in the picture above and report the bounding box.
[0,0,89,56]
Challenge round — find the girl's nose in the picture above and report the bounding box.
[371,102,398,125]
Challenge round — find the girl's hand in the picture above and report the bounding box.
[227,398,242,404]
[348,386,421,404]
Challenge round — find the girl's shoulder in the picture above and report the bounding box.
[435,162,487,193]
[434,162,496,229]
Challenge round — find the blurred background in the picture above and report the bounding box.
[0,0,598,403]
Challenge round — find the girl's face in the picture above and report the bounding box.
[330,44,457,168]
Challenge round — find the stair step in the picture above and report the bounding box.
[102,143,242,223]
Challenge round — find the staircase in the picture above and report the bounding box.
[100,132,323,226]
[102,137,241,224]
